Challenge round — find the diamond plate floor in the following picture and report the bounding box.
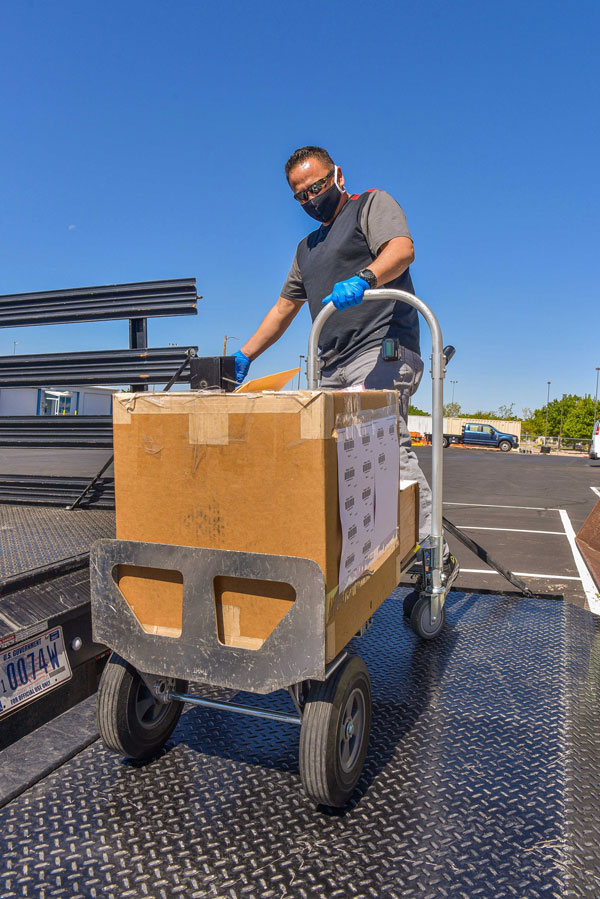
[0,589,599,899]
[0,504,115,577]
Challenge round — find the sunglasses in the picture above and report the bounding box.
[293,168,335,203]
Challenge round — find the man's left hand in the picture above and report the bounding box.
[322,275,369,310]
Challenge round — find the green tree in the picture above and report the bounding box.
[467,409,499,419]
[563,396,596,438]
[497,403,516,420]
[522,394,594,437]
[408,404,429,415]
[443,401,461,417]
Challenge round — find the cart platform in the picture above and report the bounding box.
[1,587,599,898]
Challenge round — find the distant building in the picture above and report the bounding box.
[0,386,117,416]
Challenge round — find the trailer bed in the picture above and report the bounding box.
[0,504,114,747]
[0,587,598,898]
[0,504,114,577]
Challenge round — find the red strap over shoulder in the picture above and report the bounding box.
[350,189,377,199]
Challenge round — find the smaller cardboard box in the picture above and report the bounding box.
[113,390,418,662]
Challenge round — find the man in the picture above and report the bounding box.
[235,145,457,584]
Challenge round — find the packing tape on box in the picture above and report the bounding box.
[333,400,398,431]
[188,412,230,446]
[114,392,329,445]
[114,391,398,447]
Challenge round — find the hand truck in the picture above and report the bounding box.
[91,289,452,808]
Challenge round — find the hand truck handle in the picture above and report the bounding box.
[306,289,446,555]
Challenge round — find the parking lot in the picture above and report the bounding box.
[413,446,600,609]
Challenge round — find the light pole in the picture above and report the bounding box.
[223,336,239,355]
[544,381,550,445]
[450,379,458,404]
[13,341,18,355]
[559,392,566,450]
[297,355,305,390]
[594,367,600,425]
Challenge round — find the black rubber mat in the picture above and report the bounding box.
[0,589,598,898]
[0,504,115,578]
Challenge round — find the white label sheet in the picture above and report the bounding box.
[336,413,400,592]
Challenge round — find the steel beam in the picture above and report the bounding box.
[0,475,115,508]
[0,279,198,328]
[0,416,113,447]
[0,347,197,388]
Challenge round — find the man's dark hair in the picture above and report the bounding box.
[285,146,334,181]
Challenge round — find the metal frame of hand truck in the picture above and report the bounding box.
[90,289,452,806]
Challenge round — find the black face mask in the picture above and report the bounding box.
[302,178,344,223]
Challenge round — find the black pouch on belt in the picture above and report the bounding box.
[381,337,402,361]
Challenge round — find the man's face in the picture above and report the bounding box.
[287,157,345,203]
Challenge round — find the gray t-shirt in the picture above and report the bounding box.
[281,189,413,301]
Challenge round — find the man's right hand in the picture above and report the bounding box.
[233,349,252,384]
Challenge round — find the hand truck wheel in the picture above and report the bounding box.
[97,652,187,760]
[299,654,371,808]
[410,595,446,640]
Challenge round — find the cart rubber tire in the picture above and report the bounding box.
[410,595,446,640]
[402,589,421,618]
[299,654,371,808]
[97,652,187,760]
[442,436,450,448]
[498,440,512,452]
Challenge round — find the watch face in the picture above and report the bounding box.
[360,269,375,286]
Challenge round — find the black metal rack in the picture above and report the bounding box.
[0,475,115,508]
[0,346,197,388]
[0,277,199,496]
[0,278,197,328]
[0,416,113,447]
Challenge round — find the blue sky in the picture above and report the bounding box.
[1,0,598,416]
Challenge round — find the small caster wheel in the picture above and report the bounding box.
[299,654,371,808]
[402,589,421,618]
[97,652,187,760]
[410,596,445,640]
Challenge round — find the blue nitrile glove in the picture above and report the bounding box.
[233,349,251,384]
[321,275,369,311]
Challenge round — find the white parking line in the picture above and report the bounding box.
[558,509,600,615]
[444,502,561,511]
[591,486,600,498]
[455,526,564,535]
[460,569,581,581]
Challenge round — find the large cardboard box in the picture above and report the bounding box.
[113,390,418,662]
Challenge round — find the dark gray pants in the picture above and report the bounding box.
[321,345,433,543]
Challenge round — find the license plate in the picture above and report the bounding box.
[0,626,72,718]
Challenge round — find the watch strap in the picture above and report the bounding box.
[357,268,377,288]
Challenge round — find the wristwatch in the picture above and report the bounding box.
[356,268,377,289]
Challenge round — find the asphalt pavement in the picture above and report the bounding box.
[1,444,599,609]
[412,446,600,608]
